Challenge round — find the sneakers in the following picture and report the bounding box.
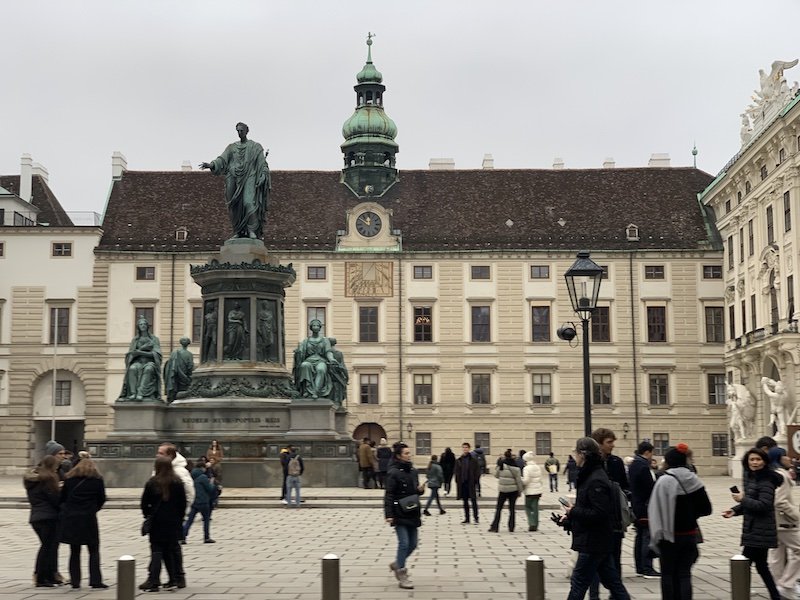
[440,509,446,515]
[204,538,216,543]
[281,499,288,504]
[640,570,661,579]
[423,509,431,516]
[397,568,414,589]
[90,583,109,589]
[461,519,470,524]
[139,580,159,591]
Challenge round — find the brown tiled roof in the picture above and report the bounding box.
[0,175,73,226]
[98,168,717,253]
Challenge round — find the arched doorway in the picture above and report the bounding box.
[353,422,387,443]
[31,369,86,462]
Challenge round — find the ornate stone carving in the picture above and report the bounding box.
[762,376,795,436]
[727,383,756,441]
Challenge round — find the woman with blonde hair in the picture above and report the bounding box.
[24,455,61,587]
[59,458,107,589]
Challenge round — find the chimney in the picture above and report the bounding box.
[20,154,33,202]
[602,157,615,169]
[181,160,192,172]
[429,158,455,170]
[31,162,49,183]
[482,154,494,169]
[648,153,671,167]
[552,157,565,170]
[112,151,128,179]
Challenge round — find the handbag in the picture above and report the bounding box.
[397,494,420,512]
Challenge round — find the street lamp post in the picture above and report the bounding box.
[561,251,604,437]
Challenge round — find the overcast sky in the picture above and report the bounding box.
[3,0,799,215]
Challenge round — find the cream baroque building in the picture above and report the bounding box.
[1,40,733,475]
[700,59,800,443]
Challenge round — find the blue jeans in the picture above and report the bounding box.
[394,525,419,569]
[286,475,301,506]
[183,504,211,540]
[424,487,442,511]
[634,522,654,574]
[568,551,630,600]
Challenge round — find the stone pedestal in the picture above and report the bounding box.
[730,439,753,479]
[110,403,167,439]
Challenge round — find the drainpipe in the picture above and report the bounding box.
[629,251,641,442]
[170,253,176,351]
[398,254,404,441]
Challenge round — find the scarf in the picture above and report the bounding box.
[648,466,703,551]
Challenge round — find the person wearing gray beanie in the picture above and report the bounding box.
[44,441,65,456]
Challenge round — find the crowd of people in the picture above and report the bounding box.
[24,439,223,592]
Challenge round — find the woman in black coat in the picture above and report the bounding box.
[140,455,187,592]
[59,458,107,589]
[23,455,61,587]
[723,447,781,600]
[439,447,456,495]
[383,442,423,590]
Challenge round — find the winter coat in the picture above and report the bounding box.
[732,468,780,549]
[23,468,60,523]
[455,453,481,499]
[376,446,392,473]
[605,454,629,491]
[440,450,456,481]
[628,453,656,520]
[521,452,544,496]
[190,467,215,507]
[172,452,195,511]
[426,463,444,488]
[141,478,187,544]
[544,456,560,475]
[59,476,106,546]
[384,459,422,528]
[564,457,578,483]
[358,442,374,470]
[472,448,487,472]
[494,463,524,494]
[773,467,800,528]
[568,455,614,554]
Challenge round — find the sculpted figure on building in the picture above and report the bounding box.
[120,316,163,402]
[761,376,795,436]
[164,337,194,402]
[727,383,756,441]
[292,319,337,400]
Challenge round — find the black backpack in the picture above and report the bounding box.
[610,481,635,534]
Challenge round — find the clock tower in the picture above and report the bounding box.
[340,34,399,198]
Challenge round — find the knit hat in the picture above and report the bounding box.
[664,443,689,468]
[768,446,787,466]
[44,440,65,456]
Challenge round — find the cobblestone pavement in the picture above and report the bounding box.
[0,476,781,599]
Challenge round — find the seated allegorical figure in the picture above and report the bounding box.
[120,315,163,402]
[292,319,335,399]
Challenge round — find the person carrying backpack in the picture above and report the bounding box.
[285,446,304,507]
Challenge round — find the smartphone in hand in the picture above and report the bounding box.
[558,496,571,507]
[730,485,740,494]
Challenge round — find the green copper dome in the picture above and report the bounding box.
[342,107,398,142]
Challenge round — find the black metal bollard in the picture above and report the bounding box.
[730,554,751,600]
[526,555,545,600]
[321,553,340,600]
[117,555,135,600]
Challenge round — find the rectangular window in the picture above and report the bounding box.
[708,374,727,405]
[725,199,731,214]
[705,306,724,343]
[474,433,491,456]
[741,300,747,335]
[785,191,792,233]
[600,266,609,279]
[748,219,754,256]
[751,294,757,331]
[134,307,155,334]
[52,242,72,257]
[531,373,552,405]
[471,373,491,404]
[55,381,71,406]
[712,433,730,457]
[471,305,491,342]
[49,307,70,344]
[535,432,552,455]
[780,148,786,163]
[646,306,666,342]
[413,306,433,342]
[136,266,155,281]
[592,374,612,405]
[767,205,775,244]
[413,265,432,279]
[729,305,736,340]
[530,265,550,279]
[761,165,768,180]
[727,235,734,269]
[745,180,751,194]
[307,266,327,280]
[703,265,722,279]
[591,306,610,342]
[739,228,744,263]
[359,374,379,404]
[649,374,669,405]
[737,191,742,204]
[653,433,670,455]
[471,265,490,280]
[415,432,432,456]
[644,265,665,280]
[359,306,378,342]
[531,305,551,342]
[191,305,202,343]
[307,306,326,335]
[788,275,795,317]
[413,374,433,405]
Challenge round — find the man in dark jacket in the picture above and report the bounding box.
[628,441,660,578]
[455,442,481,523]
[562,437,630,600]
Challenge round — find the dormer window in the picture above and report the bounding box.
[626,224,640,241]
[175,227,188,242]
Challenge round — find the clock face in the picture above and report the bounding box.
[355,211,382,237]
